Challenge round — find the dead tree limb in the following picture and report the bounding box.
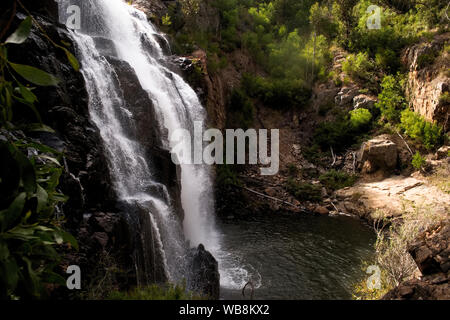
[330,146,337,167]
[395,130,414,155]
[239,186,299,209]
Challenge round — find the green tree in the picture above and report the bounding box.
[375,75,406,122]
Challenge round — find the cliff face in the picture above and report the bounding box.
[402,33,450,131]
[1,0,186,294]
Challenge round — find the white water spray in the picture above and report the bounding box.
[58,0,251,289]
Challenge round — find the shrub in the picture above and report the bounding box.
[242,74,311,109]
[374,204,443,287]
[411,152,426,171]
[319,170,357,191]
[400,109,443,150]
[228,88,255,129]
[286,179,322,202]
[342,52,377,85]
[375,75,407,122]
[0,140,77,299]
[439,91,450,105]
[375,48,400,73]
[352,263,392,300]
[287,163,299,177]
[318,99,334,116]
[417,51,437,69]
[313,116,356,151]
[216,164,240,187]
[0,18,78,299]
[350,108,373,129]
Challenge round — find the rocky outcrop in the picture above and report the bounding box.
[353,94,377,110]
[335,86,360,106]
[383,220,450,300]
[187,244,220,300]
[402,32,450,131]
[132,0,167,19]
[357,135,398,175]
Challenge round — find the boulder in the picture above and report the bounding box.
[335,86,359,106]
[353,94,377,110]
[436,146,449,160]
[314,206,329,215]
[409,221,450,275]
[358,135,398,174]
[187,244,220,299]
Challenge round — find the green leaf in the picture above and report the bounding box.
[5,16,32,45]
[0,240,10,260]
[53,232,63,245]
[9,62,60,86]
[36,184,48,212]
[18,84,37,104]
[22,256,40,296]
[1,192,26,232]
[44,271,66,285]
[0,258,19,290]
[25,123,55,133]
[15,150,37,195]
[14,140,60,155]
[61,47,80,72]
[60,230,79,250]
[37,155,61,166]
[11,94,42,123]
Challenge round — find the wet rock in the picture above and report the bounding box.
[187,244,220,300]
[104,56,160,149]
[92,37,118,57]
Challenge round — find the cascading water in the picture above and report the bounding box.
[57,0,253,289]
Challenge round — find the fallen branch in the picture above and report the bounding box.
[395,130,414,155]
[330,146,337,167]
[352,151,357,173]
[237,175,278,187]
[238,185,300,209]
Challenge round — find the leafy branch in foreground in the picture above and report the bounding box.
[0,14,79,299]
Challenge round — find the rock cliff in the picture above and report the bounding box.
[402,32,450,131]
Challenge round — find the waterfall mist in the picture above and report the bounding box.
[57,0,250,289]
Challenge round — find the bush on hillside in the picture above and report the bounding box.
[375,75,407,122]
[400,109,443,150]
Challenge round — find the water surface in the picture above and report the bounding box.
[218,212,376,300]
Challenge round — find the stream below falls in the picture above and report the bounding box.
[218,212,376,300]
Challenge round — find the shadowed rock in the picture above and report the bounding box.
[187,244,220,299]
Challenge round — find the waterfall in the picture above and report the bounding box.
[56,0,252,288]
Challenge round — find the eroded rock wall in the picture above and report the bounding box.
[402,33,450,131]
